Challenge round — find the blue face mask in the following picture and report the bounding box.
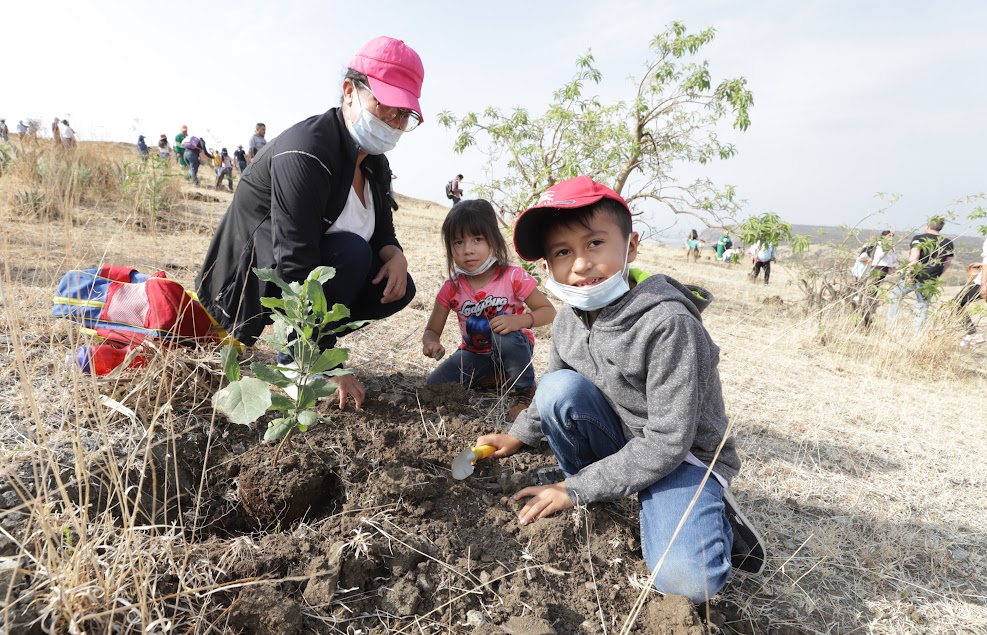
[346,103,403,155]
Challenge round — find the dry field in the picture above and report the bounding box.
[0,142,984,634]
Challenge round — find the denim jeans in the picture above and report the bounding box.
[184,150,200,185]
[276,231,416,365]
[535,369,733,603]
[426,330,535,390]
[886,280,931,331]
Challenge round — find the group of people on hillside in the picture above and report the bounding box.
[194,36,766,611]
[131,123,266,189]
[851,218,986,344]
[0,117,76,148]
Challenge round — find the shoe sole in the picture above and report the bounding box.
[723,488,767,574]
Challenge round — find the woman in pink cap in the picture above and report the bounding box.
[197,36,425,410]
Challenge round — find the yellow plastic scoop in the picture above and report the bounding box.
[451,445,495,480]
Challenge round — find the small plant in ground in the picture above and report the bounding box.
[122,155,179,226]
[213,266,368,442]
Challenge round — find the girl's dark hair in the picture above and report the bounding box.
[341,68,370,105]
[441,199,511,283]
[688,229,699,240]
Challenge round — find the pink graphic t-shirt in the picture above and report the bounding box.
[436,264,538,354]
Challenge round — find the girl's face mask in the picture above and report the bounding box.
[454,253,498,277]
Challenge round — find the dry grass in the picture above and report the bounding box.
[1,169,985,633]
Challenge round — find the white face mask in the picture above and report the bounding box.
[453,253,498,277]
[544,237,632,311]
[346,103,403,155]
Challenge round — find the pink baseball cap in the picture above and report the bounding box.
[348,36,425,121]
[513,176,630,261]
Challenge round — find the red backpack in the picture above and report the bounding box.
[52,265,238,374]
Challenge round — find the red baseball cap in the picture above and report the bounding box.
[348,36,425,121]
[513,176,630,261]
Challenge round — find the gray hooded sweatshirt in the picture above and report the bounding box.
[509,273,740,504]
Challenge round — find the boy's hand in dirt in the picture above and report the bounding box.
[476,433,523,458]
[514,483,573,525]
[332,374,365,410]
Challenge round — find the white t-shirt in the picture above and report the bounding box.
[327,179,375,242]
[873,244,898,269]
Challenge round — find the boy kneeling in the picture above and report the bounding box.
[477,177,764,603]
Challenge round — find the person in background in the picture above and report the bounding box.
[749,241,776,286]
[182,135,213,186]
[715,231,733,261]
[137,135,149,160]
[196,36,425,409]
[211,148,222,172]
[233,144,247,175]
[51,117,62,146]
[953,234,987,346]
[870,230,898,281]
[450,174,464,204]
[886,217,954,332]
[0,119,8,143]
[685,229,704,263]
[60,120,76,149]
[157,134,171,160]
[247,122,266,162]
[215,147,234,191]
[16,120,28,142]
[174,126,188,168]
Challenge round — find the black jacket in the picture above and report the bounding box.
[195,108,398,345]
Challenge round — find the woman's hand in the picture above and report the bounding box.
[476,433,524,458]
[514,483,573,525]
[331,373,366,410]
[373,249,408,303]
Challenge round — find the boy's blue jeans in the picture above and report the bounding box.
[426,330,535,390]
[536,370,733,603]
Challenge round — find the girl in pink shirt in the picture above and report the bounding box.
[422,200,555,391]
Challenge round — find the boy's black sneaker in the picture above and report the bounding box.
[723,488,766,574]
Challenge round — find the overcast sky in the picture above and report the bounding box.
[5,0,985,239]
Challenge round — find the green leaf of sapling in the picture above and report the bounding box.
[212,377,272,425]
[323,303,352,324]
[306,281,328,316]
[311,348,348,373]
[252,268,295,296]
[264,417,295,442]
[250,362,294,388]
[269,392,294,411]
[296,410,320,430]
[307,377,340,400]
[328,319,372,335]
[308,266,336,286]
[221,345,240,382]
[260,297,285,310]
